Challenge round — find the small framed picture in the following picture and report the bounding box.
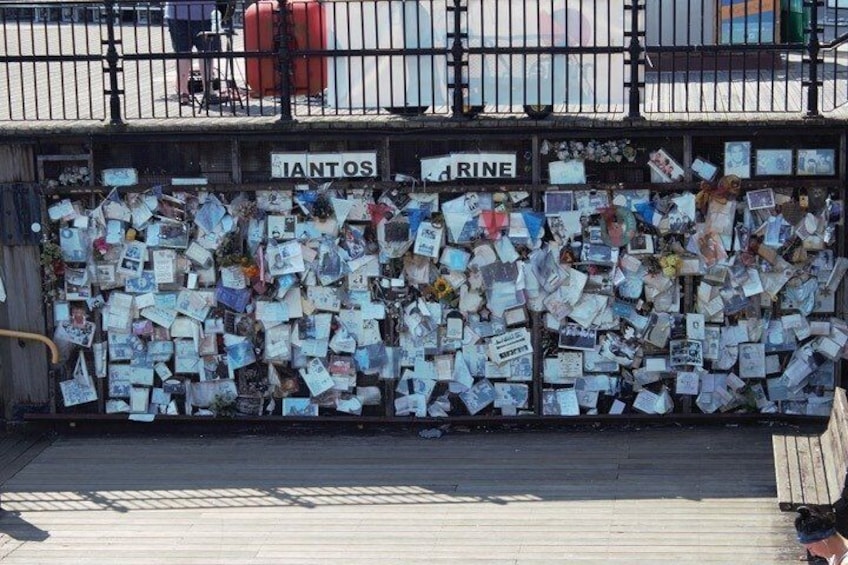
[544,190,574,215]
[626,233,654,255]
[755,149,793,176]
[746,188,776,211]
[724,141,751,178]
[691,157,719,182]
[797,149,836,176]
[647,148,685,182]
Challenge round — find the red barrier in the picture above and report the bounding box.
[245,0,326,97]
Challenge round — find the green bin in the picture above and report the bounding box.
[781,0,809,42]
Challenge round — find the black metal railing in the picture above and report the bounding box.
[0,0,847,123]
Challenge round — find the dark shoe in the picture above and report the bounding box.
[179,93,193,106]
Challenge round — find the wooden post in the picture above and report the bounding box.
[0,144,49,421]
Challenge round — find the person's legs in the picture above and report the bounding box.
[190,19,218,97]
[167,19,194,102]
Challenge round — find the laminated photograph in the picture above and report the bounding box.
[745,188,776,211]
[648,149,684,182]
[117,241,147,278]
[226,338,256,370]
[459,379,496,415]
[257,190,293,213]
[176,290,211,321]
[307,286,341,313]
[755,149,793,176]
[575,190,610,215]
[508,355,533,382]
[686,313,706,340]
[738,342,766,378]
[583,349,619,372]
[60,378,98,407]
[494,382,529,409]
[185,241,213,269]
[544,191,574,215]
[221,266,247,290]
[675,372,701,395]
[157,223,190,249]
[300,357,335,397]
[556,388,581,416]
[559,323,598,351]
[669,339,704,367]
[60,227,88,262]
[267,241,305,276]
[413,221,443,259]
[549,160,586,184]
[724,141,751,178]
[544,351,582,384]
[632,389,660,414]
[152,249,177,285]
[703,326,721,360]
[394,393,427,417]
[124,271,157,294]
[174,339,201,374]
[797,148,836,176]
[487,328,532,364]
[691,157,719,181]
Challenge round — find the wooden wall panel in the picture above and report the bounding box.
[0,144,48,420]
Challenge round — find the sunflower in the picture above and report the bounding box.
[432,276,454,301]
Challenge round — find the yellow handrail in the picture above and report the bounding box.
[0,329,60,364]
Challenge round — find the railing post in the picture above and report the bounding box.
[447,0,468,119]
[277,0,293,122]
[103,0,124,125]
[624,0,645,120]
[804,0,823,118]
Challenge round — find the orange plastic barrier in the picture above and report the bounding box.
[244,0,326,97]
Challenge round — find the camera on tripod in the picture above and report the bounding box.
[187,70,221,95]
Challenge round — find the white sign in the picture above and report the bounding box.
[488,328,533,364]
[271,152,378,179]
[102,168,138,187]
[421,153,516,182]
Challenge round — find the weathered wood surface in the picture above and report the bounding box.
[0,426,804,563]
[773,387,848,512]
[0,144,49,421]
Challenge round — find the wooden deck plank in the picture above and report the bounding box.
[0,426,802,564]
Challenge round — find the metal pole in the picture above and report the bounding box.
[625,0,644,120]
[448,0,468,118]
[103,0,124,125]
[804,0,823,118]
[277,0,293,122]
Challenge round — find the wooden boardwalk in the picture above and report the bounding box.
[0,425,809,564]
[1,21,847,127]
